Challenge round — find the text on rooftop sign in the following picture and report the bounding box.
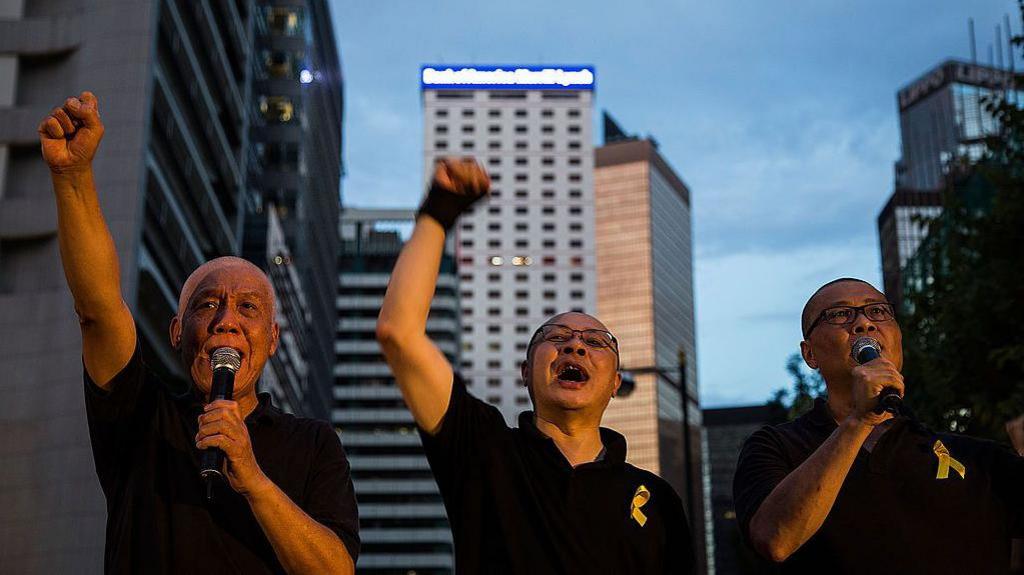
[421,65,595,90]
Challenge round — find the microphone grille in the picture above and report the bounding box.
[850,337,881,364]
[210,347,242,373]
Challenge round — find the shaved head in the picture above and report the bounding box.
[178,256,273,318]
[801,277,880,338]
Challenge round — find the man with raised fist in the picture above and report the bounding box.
[40,93,358,573]
[376,158,696,574]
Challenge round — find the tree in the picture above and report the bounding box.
[769,353,825,421]
[899,1,1024,440]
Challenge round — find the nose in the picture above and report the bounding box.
[211,306,241,335]
[560,336,588,357]
[851,311,878,335]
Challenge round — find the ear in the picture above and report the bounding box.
[269,321,280,356]
[800,340,818,370]
[611,371,622,397]
[169,316,182,349]
[520,360,530,387]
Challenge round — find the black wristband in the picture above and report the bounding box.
[416,182,481,231]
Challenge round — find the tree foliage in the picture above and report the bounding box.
[769,353,825,421]
[899,2,1024,440]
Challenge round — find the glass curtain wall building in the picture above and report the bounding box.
[335,208,459,574]
[0,1,251,571]
[247,0,343,419]
[594,114,710,574]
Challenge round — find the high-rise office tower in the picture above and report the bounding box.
[879,60,1020,309]
[335,208,459,574]
[594,113,709,573]
[245,0,344,419]
[421,65,597,422]
[895,60,1018,190]
[0,1,252,571]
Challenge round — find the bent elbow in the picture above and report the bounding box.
[749,522,792,563]
[375,319,402,353]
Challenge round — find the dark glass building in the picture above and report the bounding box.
[335,208,459,574]
[246,0,344,419]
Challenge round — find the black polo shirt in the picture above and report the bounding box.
[734,397,1024,575]
[420,376,696,574]
[84,342,359,574]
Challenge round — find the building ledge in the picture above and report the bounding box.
[0,16,81,56]
[0,106,51,146]
[0,196,57,240]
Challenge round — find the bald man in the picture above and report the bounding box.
[376,158,695,574]
[41,94,358,573]
[734,278,1024,574]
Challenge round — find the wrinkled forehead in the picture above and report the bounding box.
[177,257,273,316]
[540,312,610,333]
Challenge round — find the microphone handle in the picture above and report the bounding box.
[199,368,235,483]
[873,387,902,415]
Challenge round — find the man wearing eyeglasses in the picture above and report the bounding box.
[733,277,1024,574]
[376,158,696,574]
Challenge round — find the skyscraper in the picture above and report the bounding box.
[593,113,710,573]
[879,60,1020,309]
[0,2,252,571]
[335,208,459,574]
[420,65,597,423]
[246,0,344,419]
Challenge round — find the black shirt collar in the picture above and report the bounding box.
[806,396,914,432]
[517,411,628,466]
[180,388,277,426]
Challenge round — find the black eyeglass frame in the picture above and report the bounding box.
[804,302,897,339]
[526,323,620,355]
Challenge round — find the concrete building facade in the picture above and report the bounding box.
[421,65,597,423]
[335,208,459,574]
[0,1,252,571]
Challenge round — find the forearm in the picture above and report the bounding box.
[377,216,446,337]
[247,479,354,575]
[51,169,125,320]
[750,418,872,561]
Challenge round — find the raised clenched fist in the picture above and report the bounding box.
[432,157,490,199]
[38,91,104,175]
[418,157,491,230]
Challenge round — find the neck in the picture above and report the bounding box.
[533,411,604,467]
[825,382,854,422]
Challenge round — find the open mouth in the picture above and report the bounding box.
[556,363,590,384]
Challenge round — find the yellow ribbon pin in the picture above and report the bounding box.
[631,485,651,527]
[933,440,966,480]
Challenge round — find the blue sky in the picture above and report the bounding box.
[330,1,1018,407]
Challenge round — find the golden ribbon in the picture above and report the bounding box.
[631,484,651,527]
[933,440,966,480]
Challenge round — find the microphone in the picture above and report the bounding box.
[851,337,901,415]
[199,347,241,500]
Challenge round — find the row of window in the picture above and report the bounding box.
[486,156,583,167]
[459,272,586,283]
[470,205,584,216]
[479,188,584,200]
[462,305,584,317]
[460,238,585,249]
[436,108,581,119]
[434,140,583,151]
[460,289,586,300]
[487,172,583,183]
[462,220,584,232]
[461,255,586,267]
[435,124,582,135]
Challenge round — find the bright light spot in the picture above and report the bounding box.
[523,256,533,266]
[299,69,313,84]
[511,256,524,266]
[490,256,503,266]
[274,255,284,265]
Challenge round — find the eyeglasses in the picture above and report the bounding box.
[805,302,896,338]
[528,324,618,351]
